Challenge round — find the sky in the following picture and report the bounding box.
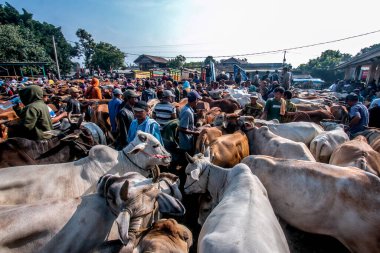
[5,0,380,67]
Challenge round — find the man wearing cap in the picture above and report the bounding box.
[65,87,82,114]
[117,90,140,149]
[178,91,202,155]
[153,90,176,129]
[240,93,263,118]
[346,94,369,136]
[261,87,286,121]
[108,88,123,135]
[127,100,163,145]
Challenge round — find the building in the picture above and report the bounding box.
[336,47,380,85]
[134,55,168,71]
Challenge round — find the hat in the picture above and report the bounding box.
[123,90,139,98]
[133,100,148,112]
[250,93,259,99]
[183,81,190,89]
[113,88,123,95]
[69,87,80,93]
[162,90,175,98]
[187,91,202,102]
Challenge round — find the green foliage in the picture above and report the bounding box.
[204,56,216,65]
[296,50,352,83]
[167,55,186,69]
[90,42,125,72]
[183,61,203,69]
[356,43,380,56]
[0,2,75,74]
[75,28,96,68]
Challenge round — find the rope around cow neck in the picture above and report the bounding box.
[122,149,151,172]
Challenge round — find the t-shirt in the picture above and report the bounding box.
[47,105,61,130]
[264,98,282,121]
[108,97,123,132]
[179,104,195,151]
[127,117,163,145]
[349,102,369,134]
[153,102,176,129]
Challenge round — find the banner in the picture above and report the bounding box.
[210,61,216,82]
[233,64,248,83]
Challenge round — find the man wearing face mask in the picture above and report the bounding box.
[116,90,140,149]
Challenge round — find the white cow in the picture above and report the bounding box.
[242,155,380,253]
[310,122,349,163]
[245,126,316,161]
[0,172,184,253]
[254,121,324,146]
[184,153,290,253]
[0,131,171,205]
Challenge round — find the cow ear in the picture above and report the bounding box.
[119,180,129,201]
[157,192,186,216]
[190,169,200,180]
[115,210,131,245]
[124,143,147,154]
[185,152,195,163]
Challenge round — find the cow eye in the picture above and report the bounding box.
[153,144,159,148]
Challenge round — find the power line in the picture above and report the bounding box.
[124,29,380,59]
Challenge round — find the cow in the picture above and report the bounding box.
[133,219,193,253]
[201,97,240,113]
[254,121,324,146]
[0,172,184,253]
[329,135,380,176]
[208,130,250,167]
[355,128,380,152]
[310,122,349,163]
[245,126,315,161]
[195,126,223,153]
[329,104,349,124]
[242,155,380,253]
[183,153,290,253]
[0,131,171,205]
[286,109,335,124]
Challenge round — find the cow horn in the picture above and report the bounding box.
[120,180,129,201]
[152,165,160,183]
[185,152,195,163]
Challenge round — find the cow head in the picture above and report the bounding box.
[123,131,171,168]
[184,153,210,194]
[97,173,185,248]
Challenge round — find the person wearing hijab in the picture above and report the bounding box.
[84,77,102,99]
[11,85,52,140]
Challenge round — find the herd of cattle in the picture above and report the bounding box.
[0,87,380,252]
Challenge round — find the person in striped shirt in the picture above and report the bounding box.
[152,90,177,129]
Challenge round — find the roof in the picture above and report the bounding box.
[134,55,168,64]
[336,47,380,69]
[220,57,247,65]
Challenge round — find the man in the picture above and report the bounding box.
[108,88,123,134]
[261,87,286,121]
[141,81,157,102]
[270,69,279,83]
[240,93,263,118]
[117,90,140,149]
[11,85,52,140]
[127,100,163,145]
[43,91,67,130]
[65,87,82,114]
[84,77,102,99]
[282,90,297,123]
[346,94,369,136]
[178,91,201,155]
[252,70,260,86]
[153,90,177,129]
[353,89,365,103]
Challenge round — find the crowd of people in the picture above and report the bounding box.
[0,68,377,149]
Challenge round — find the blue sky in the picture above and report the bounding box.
[5,0,380,67]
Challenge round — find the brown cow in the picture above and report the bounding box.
[288,109,334,124]
[329,135,380,176]
[329,104,349,124]
[208,130,249,167]
[202,97,240,113]
[195,126,224,153]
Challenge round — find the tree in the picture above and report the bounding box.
[167,55,186,69]
[296,50,352,83]
[204,56,216,65]
[356,43,380,56]
[90,42,125,72]
[183,61,203,69]
[75,28,96,68]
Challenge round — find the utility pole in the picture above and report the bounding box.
[52,36,61,80]
[282,50,287,67]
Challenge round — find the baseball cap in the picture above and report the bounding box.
[123,90,140,98]
[250,93,259,99]
[133,100,148,112]
[162,90,175,98]
[187,91,202,102]
[113,88,123,95]
[69,87,80,93]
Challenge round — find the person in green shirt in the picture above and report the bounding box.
[240,93,263,118]
[11,85,52,140]
[261,87,285,121]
